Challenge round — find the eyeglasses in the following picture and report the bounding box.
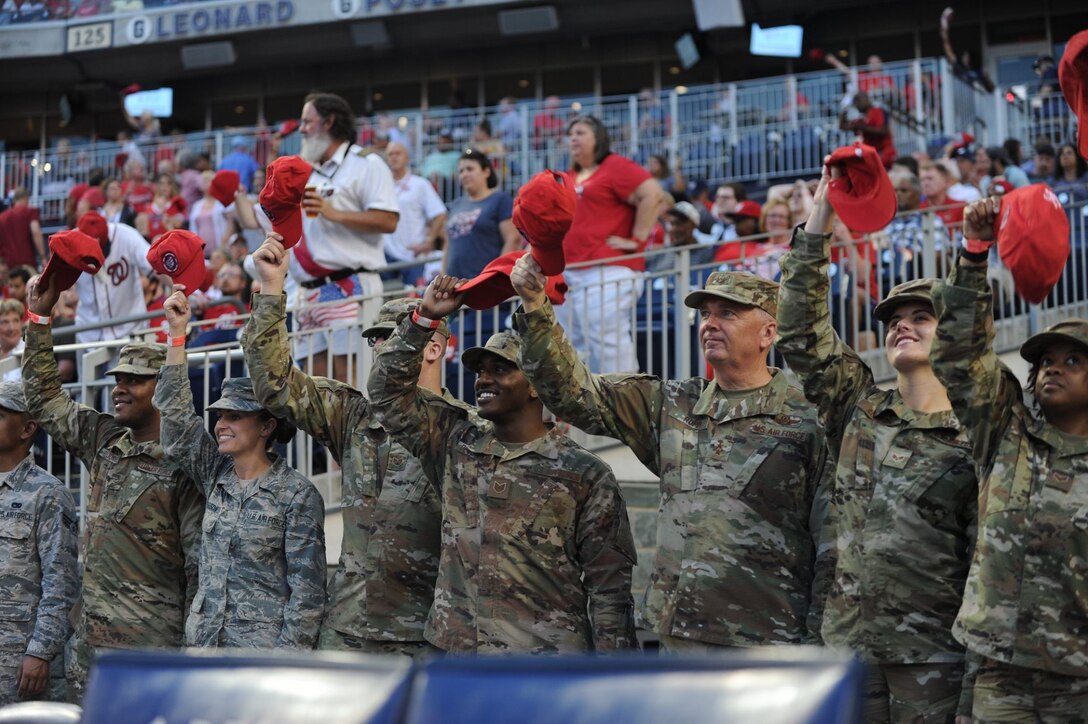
[365,335,388,348]
[766,213,791,221]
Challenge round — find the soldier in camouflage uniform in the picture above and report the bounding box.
[241,234,447,656]
[509,256,826,652]
[367,275,637,654]
[0,382,78,705]
[157,287,326,649]
[21,276,203,702]
[931,195,1088,722]
[777,165,978,722]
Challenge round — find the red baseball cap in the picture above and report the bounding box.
[121,83,142,96]
[40,230,105,293]
[165,195,188,217]
[825,142,897,232]
[77,211,109,246]
[995,184,1070,305]
[1059,29,1088,159]
[277,119,300,137]
[147,230,207,296]
[259,155,311,248]
[210,170,240,207]
[455,251,568,310]
[81,187,106,212]
[512,170,576,275]
[725,199,762,220]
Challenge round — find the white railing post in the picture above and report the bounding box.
[993,90,1007,146]
[786,74,798,129]
[520,104,530,182]
[912,59,926,150]
[628,95,639,157]
[727,83,738,147]
[669,90,680,162]
[940,58,956,138]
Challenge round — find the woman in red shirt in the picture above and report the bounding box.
[561,116,664,373]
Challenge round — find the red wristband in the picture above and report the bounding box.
[169,335,186,347]
[411,309,442,330]
[27,312,50,326]
[962,238,993,254]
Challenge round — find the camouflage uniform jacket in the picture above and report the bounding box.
[932,264,1088,677]
[777,228,977,666]
[0,455,79,666]
[367,318,638,654]
[21,324,203,650]
[514,302,826,647]
[241,293,441,644]
[155,364,326,649]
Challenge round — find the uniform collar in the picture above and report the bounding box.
[0,453,35,490]
[693,368,788,422]
[463,423,562,461]
[1027,414,1088,458]
[871,390,962,431]
[314,141,352,177]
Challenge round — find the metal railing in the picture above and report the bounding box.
[28,197,1088,526]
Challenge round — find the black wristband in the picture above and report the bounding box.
[959,247,989,264]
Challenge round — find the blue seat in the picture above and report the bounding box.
[405,649,865,724]
[81,650,413,724]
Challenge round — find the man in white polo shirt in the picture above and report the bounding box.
[293,92,399,382]
[382,142,447,287]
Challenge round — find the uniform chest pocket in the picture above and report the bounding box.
[699,433,780,498]
[500,474,576,539]
[345,431,382,501]
[0,515,34,566]
[901,448,975,527]
[445,454,480,529]
[104,461,169,525]
[661,410,707,494]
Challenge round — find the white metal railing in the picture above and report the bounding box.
[7,58,963,225]
[32,198,1088,524]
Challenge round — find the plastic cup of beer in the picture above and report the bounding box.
[304,186,318,218]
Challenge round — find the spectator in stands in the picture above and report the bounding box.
[892,155,920,178]
[920,161,966,234]
[713,200,761,262]
[157,288,325,650]
[662,201,715,269]
[470,119,505,170]
[245,243,446,657]
[73,211,154,349]
[880,172,947,288]
[637,87,667,137]
[190,262,250,348]
[510,258,825,654]
[73,170,107,221]
[1029,142,1056,182]
[420,131,461,195]
[369,277,638,654]
[979,146,1029,193]
[496,96,521,149]
[100,177,138,227]
[442,148,519,398]
[561,115,664,373]
[709,183,746,242]
[121,157,154,209]
[383,141,447,286]
[948,147,983,202]
[250,166,266,195]
[136,173,185,242]
[218,136,261,194]
[531,95,565,149]
[295,91,399,384]
[684,179,718,234]
[0,299,24,382]
[931,201,1088,722]
[0,188,44,268]
[6,267,32,312]
[121,97,162,144]
[1003,138,1024,168]
[840,91,895,168]
[66,166,104,229]
[189,170,233,256]
[1050,142,1088,205]
[646,154,683,197]
[0,379,78,707]
[177,150,204,210]
[940,7,995,93]
[778,166,977,724]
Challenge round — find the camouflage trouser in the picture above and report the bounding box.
[64,635,123,705]
[865,661,964,723]
[972,657,1088,723]
[317,628,440,660]
[0,652,67,707]
[657,634,726,655]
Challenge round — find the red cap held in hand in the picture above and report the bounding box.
[512,170,576,275]
[994,184,1070,305]
[40,230,105,293]
[77,211,109,246]
[147,230,207,296]
[825,142,897,233]
[1059,30,1088,159]
[277,119,300,137]
[259,156,311,248]
[209,170,240,207]
[455,251,568,310]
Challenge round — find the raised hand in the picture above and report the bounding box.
[252,234,289,287]
[510,253,548,312]
[963,196,1000,243]
[26,275,59,319]
[420,274,467,320]
[163,286,192,336]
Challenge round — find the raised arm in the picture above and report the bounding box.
[929,197,1016,469]
[277,484,326,649]
[21,275,110,462]
[510,255,664,471]
[241,235,364,459]
[576,462,638,652]
[777,163,874,448]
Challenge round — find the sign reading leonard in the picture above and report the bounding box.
[125,1,295,45]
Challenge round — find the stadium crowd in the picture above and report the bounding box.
[0,26,1087,723]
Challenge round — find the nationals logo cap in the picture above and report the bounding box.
[994,184,1070,304]
[147,229,207,296]
[259,155,311,248]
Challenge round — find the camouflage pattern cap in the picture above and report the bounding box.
[461,331,522,372]
[362,297,449,338]
[105,342,168,376]
[0,380,27,413]
[873,278,937,324]
[684,270,779,317]
[1020,318,1088,363]
[207,378,265,413]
